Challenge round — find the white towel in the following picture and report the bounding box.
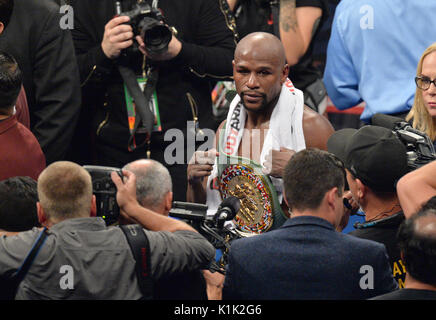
[206,78,306,216]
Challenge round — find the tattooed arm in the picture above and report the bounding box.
[279,0,322,66]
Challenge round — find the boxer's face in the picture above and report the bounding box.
[233,48,288,113]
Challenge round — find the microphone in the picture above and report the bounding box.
[372,113,436,162]
[372,112,432,138]
[371,113,408,130]
[214,196,241,229]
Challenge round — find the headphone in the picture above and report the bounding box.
[353,220,378,229]
[353,212,403,229]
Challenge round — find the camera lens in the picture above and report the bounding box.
[139,18,172,55]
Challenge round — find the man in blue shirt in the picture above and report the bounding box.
[324,0,436,123]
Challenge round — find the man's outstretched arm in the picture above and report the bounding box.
[397,160,436,218]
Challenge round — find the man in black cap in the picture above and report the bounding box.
[327,125,409,288]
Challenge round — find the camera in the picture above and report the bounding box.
[169,198,242,273]
[372,113,436,171]
[116,1,172,55]
[83,165,123,226]
[394,125,436,171]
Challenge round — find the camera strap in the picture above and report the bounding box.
[15,227,48,281]
[118,64,157,152]
[1,228,49,299]
[119,224,154,300]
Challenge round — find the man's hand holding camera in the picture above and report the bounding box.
[102,16,134,59]
[102,15,181,61]
[111,169,197,233]
[136,32,181,61]
[111,169,142,222]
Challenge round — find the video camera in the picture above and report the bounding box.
[116,0,172,55]
[83,165,123,226]
[372,113,436,171]
[169,197,242,274]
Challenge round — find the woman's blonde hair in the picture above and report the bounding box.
[406,42,436,141]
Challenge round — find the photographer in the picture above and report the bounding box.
[328,125,409,288]
[0,161,215,299]
[70,0,236,201]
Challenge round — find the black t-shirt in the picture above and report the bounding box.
[371,288,436,300]
[232,0,329,90]
[349,212,406,287]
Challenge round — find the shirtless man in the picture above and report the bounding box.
[187,32,334,214]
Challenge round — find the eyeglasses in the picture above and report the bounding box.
[415,76,436,90]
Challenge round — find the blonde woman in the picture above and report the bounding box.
[406,43,436,147]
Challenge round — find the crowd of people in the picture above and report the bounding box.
[0,0,436,301]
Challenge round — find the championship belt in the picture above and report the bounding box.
[217,152,287,234]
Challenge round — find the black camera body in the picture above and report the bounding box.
[372,113,436,171]
[392,123,436,171]
[83,165,123,226]
[117,1,172,55]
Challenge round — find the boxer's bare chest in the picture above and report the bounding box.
[236,124,270,164]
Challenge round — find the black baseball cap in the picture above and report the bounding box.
[327,125,408,193]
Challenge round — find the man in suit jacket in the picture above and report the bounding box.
[222,149,398,300]
[0,51,45,181]
[0,0,29,129]
[0,0,81,165]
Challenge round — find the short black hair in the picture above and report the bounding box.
[0,51,22,110]
[0,176,39,232]
[0,0,14,29]
[397,200,436,286]
[283,148,346,212]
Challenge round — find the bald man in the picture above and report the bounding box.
[123,159,217,301]
[123,159,173,216]
[187,32,334,227]
[372,200,436,300]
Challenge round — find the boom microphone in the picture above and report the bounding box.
[372,113,431,136]
[371,113,436,169]
[371,113,408,130]
[214,196,241,229]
